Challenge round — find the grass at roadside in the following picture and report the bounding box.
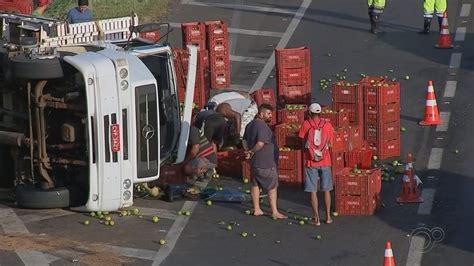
[45,0,171,22]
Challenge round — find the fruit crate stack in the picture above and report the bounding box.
[206,21,231,89]
[331,81,364,129]
[360,77,401,160]
[275,47,311,105]
[335,167,382,215]
[216,149,245,178]
[251,88,277,126]
[172,47,209,110]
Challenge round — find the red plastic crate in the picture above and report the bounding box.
[277,67,311,86]
[278,168,304,187]
[331,150,345,172]
[349,126,363,151]
[332,102,363,126]
[320,109,350,129]
[364,82,400,105]
[340,127,351,151]
[344,149,373,169]
[332,82,363,104]
[172,48,186,102]
[140,31,161,42]
[359,76,386,85]
[275,123,302,148]
[210,68,230,89]
[205,20,228,39]
[367,138,400,160]
[365,102,400,124]
[207,37,229,54]
[181,22,206,50]
[278,150,302,170]
[275,47,311,69]
[216,149,245,177]
[332,128,345,152]
[278,85,311,104]
[335,193,377,216]
[156,165,187,185]
[336,167,381,196]
[365,120,400,142]
[278,105,307,124]
[0,1,32,15]
[252,88,276,107]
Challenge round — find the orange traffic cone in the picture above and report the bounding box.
[383,241,396,266]
[435,12,454,49]
[396,153,423,204]
[419,80,441,126]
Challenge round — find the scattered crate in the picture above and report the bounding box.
[275,47,311,69]
[252,88,276,107]
[335,193,377,216]
[216,149,245,177]
[278,85,311,105]
[277,67,311,86]
[344,149,373,169]
[364,81,400,105]
[364,102,400,124]
[367,138,400,160]
[365,120,400,143]
[275,123,302,148]
[332,82,363,104]
[181,22,206,50]
[278,104,307,124]
[332,102,364,126]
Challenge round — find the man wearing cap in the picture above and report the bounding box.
[67,0,93,24]
[32,0,50,17]
[298,103,334,226]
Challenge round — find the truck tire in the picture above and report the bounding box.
[15,185,70,209]
[11,55,64,80]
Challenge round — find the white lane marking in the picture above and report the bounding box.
[21,209,74,224]
[443,81,457,98]
[106,245,156,260]
[43,253,61,264]
[455,27,466,41]
[136,207,179,220]
[427,148,443,170]
[229,0,244,56]
[152,201,198,265]
[182,1,295,15]
[231,55,267,64]
[230,84,252,92]
[406,235,425,266]
[16,251,49,266]
[168,22,283,38]
[418,189,436,215]
[460,4,471,17]
[436,112,450,132]
[251,0,312,92]
[449,53,462,68]
[0,207,49,265]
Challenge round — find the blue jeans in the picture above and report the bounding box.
[304,167,333,192]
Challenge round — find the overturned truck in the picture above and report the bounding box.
[0,13,196,211]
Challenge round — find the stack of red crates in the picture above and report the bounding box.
[275,47,312,105]
[335,167,381,215]
[216,149,245,178]
[360,77,401,160]
[332,81,364,128]
[205,21,231,89]
[172,48,209,109]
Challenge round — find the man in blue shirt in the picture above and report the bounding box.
[67,0,93,24]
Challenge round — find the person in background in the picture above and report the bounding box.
[194,102,227,151]
[207,92,258,142]
[243,104,286,220]
[183,126,217,179]
[298,103,334,226]
[32,0,50,17]
[67,0,93,24]
[367,0,386,34]
[419,0,447,34]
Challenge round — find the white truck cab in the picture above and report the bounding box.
[0,12,195,211]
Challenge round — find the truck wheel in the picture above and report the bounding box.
[11,55,64,80]
[15,185,70,209]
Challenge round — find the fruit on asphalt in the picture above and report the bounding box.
[315,235,322,240]
[243,178,249,184]
[127,210,132,216]
[299,220,305,225]
[84,220,90,225]
[97,211,102,216]
[103,212,109,215]
[227,225,233,231]
[109,220,115,226]
[152,216,160,223]
[401,127,406,132]
[99,214,104,219]
[392,160,399,167]
[245,210,251,215]
[105,216,112,221]
[405,75,410,80]
[177,210,183,215]
[241,232,248,237]
[245,189,250,194]
[454,149,459,154]
[159,239,166,245]
[390,177,395,181]
[252,233,257,237]
[185,211,191,216]
[133,208,140,215]
[104,221,110,226]
[332,212,339,217]
[206,200,213,206]
[90,212,96,217]
[275,240,281,244]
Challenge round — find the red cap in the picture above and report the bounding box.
[38,0,49,7]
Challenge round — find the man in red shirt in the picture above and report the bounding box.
[298,103,334,225]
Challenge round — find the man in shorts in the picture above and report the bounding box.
[298,103,334,225]
[243,104,286,219]
[183,126,217,178]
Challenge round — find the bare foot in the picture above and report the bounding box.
[325,218,333,224]
[271,212,288,220]
[253,209,264,216]
[310,217,321,226]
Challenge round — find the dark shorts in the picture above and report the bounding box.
[250,167,278,191]
[203,114,226,143]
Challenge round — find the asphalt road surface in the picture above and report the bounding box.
[1,0,473,265]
